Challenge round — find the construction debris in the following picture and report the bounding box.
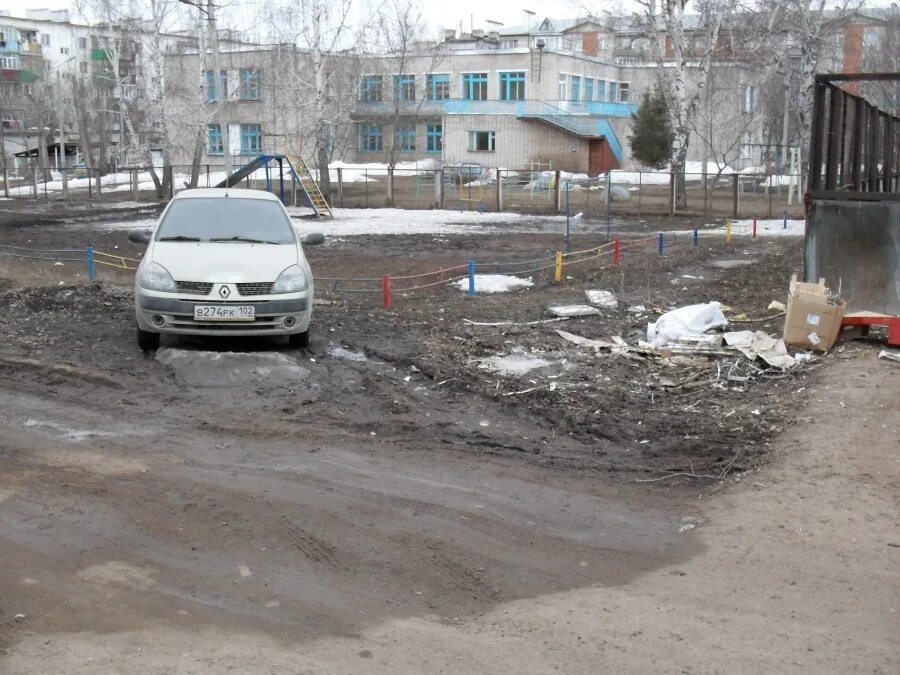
[647,302,728,348]
[584,290,619,309]
[723,330,795,369]
[548,304,601,318]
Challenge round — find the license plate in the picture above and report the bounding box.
[193,305,255,321]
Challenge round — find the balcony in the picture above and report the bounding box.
[351,99,446,118]
[351,98,637,119]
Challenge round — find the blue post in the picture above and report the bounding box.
[264,162,271,192]
[565,183,571,252]
[693,229,699,247]
[86,246,96,282]
[783,209,788,229]
[467,260,476,296]
[658,232,664,255]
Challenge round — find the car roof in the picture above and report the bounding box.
[173,188,281,201]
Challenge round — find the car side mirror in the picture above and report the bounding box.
[303,232,325,246]
[128,229,152,244]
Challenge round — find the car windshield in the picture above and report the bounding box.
[155,197,296,244]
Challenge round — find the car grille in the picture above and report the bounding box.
[175,281,213,295]
[237,282,274,296]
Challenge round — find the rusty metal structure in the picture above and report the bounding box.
[805,72,899,315]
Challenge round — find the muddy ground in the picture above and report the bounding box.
[0,200,895,672]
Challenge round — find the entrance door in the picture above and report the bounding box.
[589,138,617,175]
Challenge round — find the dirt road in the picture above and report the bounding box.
[1,207,897,672]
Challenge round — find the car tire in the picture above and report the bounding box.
[137,327,160,351]
[288,330,309,349]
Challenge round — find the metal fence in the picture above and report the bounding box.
[0,162,807,219]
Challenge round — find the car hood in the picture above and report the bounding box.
[151,242,299,282]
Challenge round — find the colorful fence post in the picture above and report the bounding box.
[86,246,96,282]
[725,220,732,243]
[658,232,664,255]
[613,239,621,265]
[467,260,476,296]
[693,229,699,247]
[554,251,563,283]
[382,274,392,309]
[752,217,757,239]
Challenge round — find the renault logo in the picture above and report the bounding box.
[219,285,231,299]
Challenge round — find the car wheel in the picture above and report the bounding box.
[288,330,309,349]
[137,327,160,351]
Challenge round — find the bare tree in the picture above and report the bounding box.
[264,0,363,199]
[635,0,735,208]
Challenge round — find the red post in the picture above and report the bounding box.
[752,218,757,239]
[382,274,392,309]
[613,239,621,265]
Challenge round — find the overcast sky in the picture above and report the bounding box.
[0,0,601,36]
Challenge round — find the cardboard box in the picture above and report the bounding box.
[783,274,846,352]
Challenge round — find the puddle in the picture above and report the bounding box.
[156,349,313,388]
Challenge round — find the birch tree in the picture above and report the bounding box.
[265,0,361,199]
[635,0,735,207]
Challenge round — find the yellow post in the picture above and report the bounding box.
[725,220,732,243]
[554,251,563,283]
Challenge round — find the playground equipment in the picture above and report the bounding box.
[214,154,332,217]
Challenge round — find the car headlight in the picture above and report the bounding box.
[272,265,309,294]
[140,262,177,292]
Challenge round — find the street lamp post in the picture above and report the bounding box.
[57,54,77,195]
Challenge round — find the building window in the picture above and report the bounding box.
[584,78,594,102]
[501,39,519,48]
[60,47,69,55]
[609,81,618,103]
[499,71,526,101]
[426,123,443,152]
[394,74,416,101]
[240,123,262,154]
[0,56,18,69]
[570,75,581,102]
[742,85,756,113]
[239,69,261,100]
[41,34,50,46]
[205,69,227,102]
[394,124,415,151]
[557,73,567,101]
[361,75,383,102]
[619,82,630,103]
[462,72,488,100]
[740,133,753,159]
[597,80,606,102]
[427,73,449,100]
[78,37,87,49]
[468,130,495,152]
[359,123,383,152]
[207,124,223,155]
[79,61,87,73]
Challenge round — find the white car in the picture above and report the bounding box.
[130,188,323,351]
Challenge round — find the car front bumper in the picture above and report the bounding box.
[135,291,312,336]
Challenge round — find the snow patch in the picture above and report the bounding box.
[453,274,533,294]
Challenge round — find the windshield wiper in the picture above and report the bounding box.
[209,236,282,245]
[158,235,202,242]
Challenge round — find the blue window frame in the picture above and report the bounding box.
[361,75,383,102]
[462,72,488,101]
[468,130,495,152]
[240,123,261,154]
[207,123,223,155]
[570,75,581,102]
[205,69,227,102]
[584,78,594,102]
[239,69,261,100]
[499,71,526,101]
[359,123,383,152]
[597,80,606,102]
[394,74,415,101]
[426,123,442,152]
[394,124,415,151]
[609,81,618,103]
[427,73,449,100]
